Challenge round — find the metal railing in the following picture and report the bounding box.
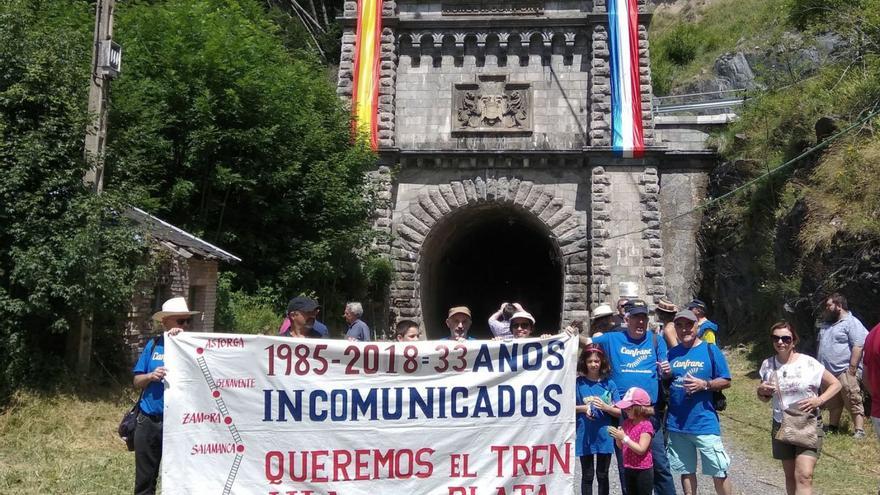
[653,89,747,115]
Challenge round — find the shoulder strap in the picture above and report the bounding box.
[706,342,715,380]
[651,330,659,358]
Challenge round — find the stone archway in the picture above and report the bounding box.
[388,176,590,337]
[419,204,563,338]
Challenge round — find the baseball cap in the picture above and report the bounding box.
[625,299,649,316]
[686,299,707,311]
[614,387,651,409]
[673,309,698,322]
[287,296,319,314]
[447,306,472,319]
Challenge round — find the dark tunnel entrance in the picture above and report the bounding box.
[420,204,563,339]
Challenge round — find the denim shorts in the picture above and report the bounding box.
[667,431,730,477]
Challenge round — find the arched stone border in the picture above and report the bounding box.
[388,176,590,328]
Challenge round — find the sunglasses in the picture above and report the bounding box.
[176,318,193,325]
[511,322,532,329]
[770,335,792,344]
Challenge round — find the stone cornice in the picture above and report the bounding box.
[338,13,653,29]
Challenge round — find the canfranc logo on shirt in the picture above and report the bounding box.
[621,347,652,369]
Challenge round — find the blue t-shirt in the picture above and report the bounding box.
[697,320,719,339]
[133,337,165,416]
[666,342,731,435]
[576,377,620,455]
[592,331,668,404]
[346,319,371,341]
[313,320,329,337]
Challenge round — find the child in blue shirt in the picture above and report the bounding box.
[576,344,621,495]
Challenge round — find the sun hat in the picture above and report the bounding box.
[591,304,614,320]
[656,297,678,314]
[152,297,200,321]
[447,306,472,319]
[510,310,535,325]
[614,387,651,409]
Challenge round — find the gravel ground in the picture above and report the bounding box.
[571,432,788,495]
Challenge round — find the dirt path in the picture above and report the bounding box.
[572,430,788,494]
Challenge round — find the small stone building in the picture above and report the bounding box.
[124,207,240,362]
[337,1,719,338]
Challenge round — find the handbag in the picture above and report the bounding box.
[118,402,140,452]
[118,336,158,451]
[707,344,727,412]
[772,357,820,449]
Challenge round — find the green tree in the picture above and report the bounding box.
[0,0,150,398]
[107,0,377,316]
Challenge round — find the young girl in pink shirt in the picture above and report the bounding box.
[608,387,655,495]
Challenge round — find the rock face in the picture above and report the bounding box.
[714,52,758,90]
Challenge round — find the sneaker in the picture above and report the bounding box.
[823,424,839,434]
[854,429,866,439]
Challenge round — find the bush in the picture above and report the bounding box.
[662,25,704,66]
[215,273,281,335]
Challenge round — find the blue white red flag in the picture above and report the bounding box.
[608,0,645,157]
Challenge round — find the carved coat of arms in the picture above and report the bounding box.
[453,76,531,133]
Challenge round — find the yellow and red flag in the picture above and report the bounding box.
[351,0,383,149]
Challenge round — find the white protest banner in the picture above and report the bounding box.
[162,333,577,495]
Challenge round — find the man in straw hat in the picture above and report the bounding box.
[655,297,679,348]
[132,297,200,495]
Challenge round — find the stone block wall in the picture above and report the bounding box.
[596,166,654,305]
[395,29,590,150]
[659,170,709,306]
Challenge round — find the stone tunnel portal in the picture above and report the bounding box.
[420,204,564,339]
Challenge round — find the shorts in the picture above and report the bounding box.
[825,371,864,416]
[770,420,822,460]
[667,431,730,477]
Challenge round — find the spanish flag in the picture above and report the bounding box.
[352,0,383,149]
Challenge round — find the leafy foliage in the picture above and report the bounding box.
[107,0,378,311]
[0,0,150,398]
[697,0,880,341]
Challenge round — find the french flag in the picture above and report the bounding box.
[608,0,645,157]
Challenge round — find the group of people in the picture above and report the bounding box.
[572,298,731,495]
[131,292,877,495]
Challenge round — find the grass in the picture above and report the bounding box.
[649,0,789,94]
[0,387,135,494]
[721,345,880,495]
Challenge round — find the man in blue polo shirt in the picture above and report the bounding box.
[589,299,676,495]
[132,297,197,495]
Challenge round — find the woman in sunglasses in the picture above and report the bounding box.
[132,297,199,495]
[756,321,841,495]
